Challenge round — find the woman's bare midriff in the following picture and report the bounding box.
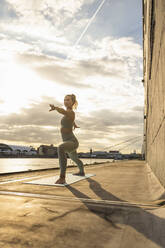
[60,127,72,134]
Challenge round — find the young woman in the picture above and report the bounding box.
[49,94,85,184]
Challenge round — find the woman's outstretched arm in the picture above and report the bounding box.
[49,104,66,114]
[49,104,75,120]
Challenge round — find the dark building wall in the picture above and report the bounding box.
[143,0,165,186]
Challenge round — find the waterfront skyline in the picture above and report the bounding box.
[0,0,143,152]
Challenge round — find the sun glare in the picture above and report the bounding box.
[0,61,56,114]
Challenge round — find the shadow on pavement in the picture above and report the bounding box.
[67,177,165,248]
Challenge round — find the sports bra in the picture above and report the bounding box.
[61,115,74,129]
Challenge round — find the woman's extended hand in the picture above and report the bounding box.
[73,122,80,130]
[49,104,56,112]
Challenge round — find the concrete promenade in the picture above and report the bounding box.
[0,160,165,248]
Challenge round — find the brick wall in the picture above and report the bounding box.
[143,0,165,187]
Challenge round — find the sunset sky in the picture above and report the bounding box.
[0,0,143,153]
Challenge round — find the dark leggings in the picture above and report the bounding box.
[58,139,84,177]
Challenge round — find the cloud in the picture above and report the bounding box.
[112,37,142,58]
[1,24,142,90]
[34,64,89,88]
[33,58,125,87]
[132,106,144,112]
[0,96,62,145]
[1,96,61,126]
[0,39,34,61]
[77,58,125,78]
[0,0,18,20]
[72,108,143,151]
[0,97,143,150]
[5,0,94,29]
[0,0,143,152]
[16,50,127,89]
[0,125,60,144]
[93,37,142,59]
[78,109,143,131]
[16,53,57,65]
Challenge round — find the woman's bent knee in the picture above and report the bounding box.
[58,144,65,153]
[58,141,77,153]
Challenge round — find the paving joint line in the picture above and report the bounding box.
[0,190,161,209]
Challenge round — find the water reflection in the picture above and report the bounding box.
[0,158,112,174]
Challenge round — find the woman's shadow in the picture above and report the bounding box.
[66,177,165,248]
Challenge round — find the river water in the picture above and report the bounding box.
[0,158,113,174]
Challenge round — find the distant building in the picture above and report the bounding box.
[92,151,108,158]
[0,143,12,155]
[78,152,91,158]
[109,150,120,154]
[91,151,123,159]
[108,151,123,159]
[0,143,37,156]
[78,150,123,159]
[38,144,57,157]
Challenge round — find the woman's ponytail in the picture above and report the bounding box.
[71,94,78,110]
[67,94,78,109]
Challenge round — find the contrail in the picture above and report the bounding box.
[66,0,107,61]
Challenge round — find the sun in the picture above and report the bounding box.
[0,60,55,114]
